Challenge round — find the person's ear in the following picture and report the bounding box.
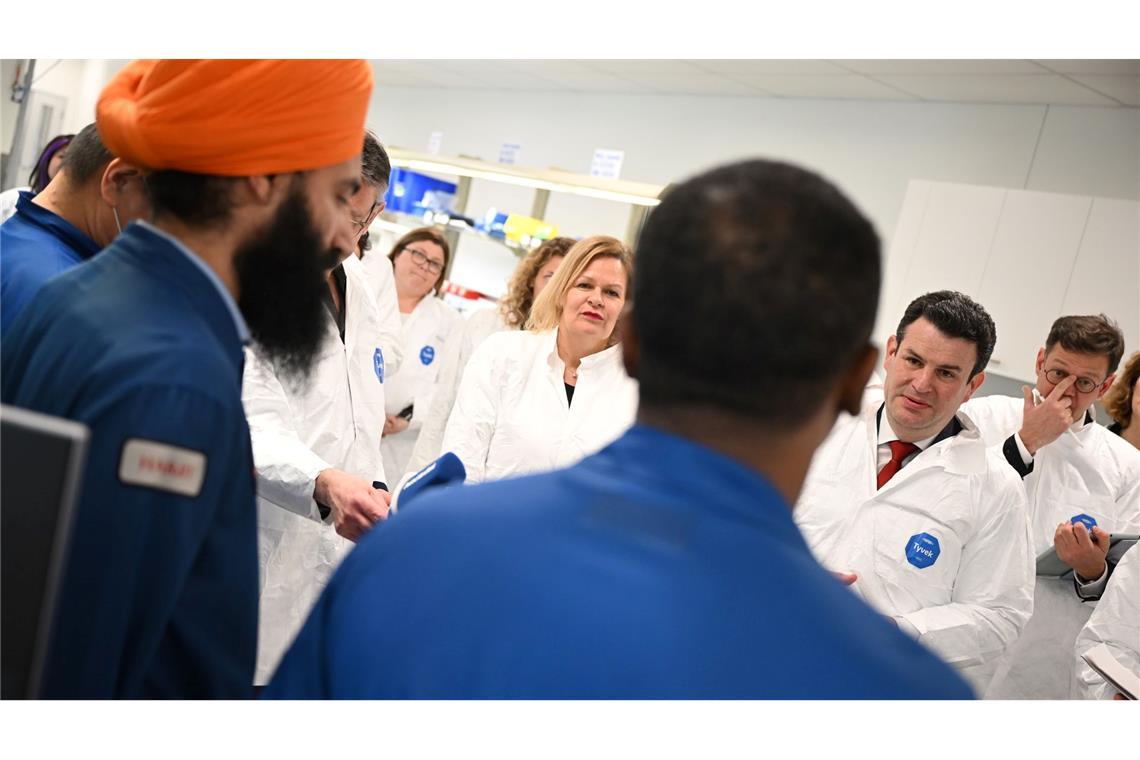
[243,174,291,206]
[840,343,879,416]
[99,158,137,206]
[619,303,638,380]
[1097,373,1117,400]
[963,370,986,402]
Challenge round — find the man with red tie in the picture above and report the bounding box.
[795,290,1035,696]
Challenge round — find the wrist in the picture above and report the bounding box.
[314,468,335,505]
[1018,429,1040,456]
[1075,560,1107,583]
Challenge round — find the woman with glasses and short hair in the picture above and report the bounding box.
[440,235,638,483]
[380,227,462,482]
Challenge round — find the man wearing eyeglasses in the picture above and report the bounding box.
[963,314,1140,699]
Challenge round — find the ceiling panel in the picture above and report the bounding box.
[1068,75,1140,106]
[584,59,706,74]
[686,59,848,75]
[875,74,1121,106]
[1033,60,1140,75]
[833,59,1049,75]
[610,72,767,95]
[727,74,918,100]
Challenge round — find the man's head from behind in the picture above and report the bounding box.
[627,158,881,444]
[1035,314,1125,423]
[49,123,150,246]
[883,291,995,442]
[96,59,373,383]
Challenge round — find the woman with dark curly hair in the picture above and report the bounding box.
[1104,350,1140,451]
[405,236,575,474]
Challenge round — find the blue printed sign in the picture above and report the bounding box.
[373,348,384,383]
[420,345,436,366]
[905,533,941,569]
[1070,513,1098,532]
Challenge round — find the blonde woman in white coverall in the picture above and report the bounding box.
[441,236,637,484]
[405,236,573,475]
[961,315,1140,699]
[1073,544,1139,699]
[379,227,461,483]
[795,291,1034,696]
[244,135,397,684]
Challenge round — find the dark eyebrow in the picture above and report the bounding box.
[904,348,962,373]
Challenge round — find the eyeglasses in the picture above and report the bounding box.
[401,246,444,275]
[350,199,382,235]
[1044,368,1103,394]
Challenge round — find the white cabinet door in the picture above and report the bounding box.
[977,190,1092,382]
[1060,198,1140,364]
[899,182,1006,307]
[875,180,932,347]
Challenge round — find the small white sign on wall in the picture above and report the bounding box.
[590,148,625,180]
[499,142,522,165]
[427,131,443,155]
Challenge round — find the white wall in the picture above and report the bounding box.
[366,84,1140,245]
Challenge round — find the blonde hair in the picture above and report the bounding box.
[526,235,633,346]
[1104,350,1140,429]
[499,237,576,328]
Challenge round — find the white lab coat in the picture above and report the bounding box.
[959,394,1140,699]
[242,255,390,684]
[380,292,461,483]
[795,387,1035,695]
[440,328,638,483]
[405,306,510,476]
[358,250,404,378]
[1073,545,1140,699]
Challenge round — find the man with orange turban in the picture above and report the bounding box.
[2,59,374,699]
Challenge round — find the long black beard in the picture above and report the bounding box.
[234,183,341,387]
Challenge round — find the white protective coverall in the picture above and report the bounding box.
[405,305,509,476]
[795,387,1035,695]
[1073,544,1140,699]
[358,250,404,378]
[440,328,638,483]
[380,292,461,483]
[960,394,1140,699]
[242,255,391,684]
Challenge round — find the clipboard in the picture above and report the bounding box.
[1035,534,1139,578]
[1081,643,1139,700]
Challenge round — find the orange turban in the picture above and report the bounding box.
[96,59,373,176]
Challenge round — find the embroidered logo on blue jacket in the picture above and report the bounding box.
[906,533,940,569]
[1070,513,1098,532]
[420,345,436,366]
[373,348,384,383]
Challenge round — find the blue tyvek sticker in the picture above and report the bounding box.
[373,348,384,383]
[420,345,436,366]
[1070,513,1098,532]
[906,533,940,569]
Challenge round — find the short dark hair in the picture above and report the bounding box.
[1045,314,1126,375]
[634,159,881,426]
[147,171,239,229]
[362,131,391,190]
[61,123,113,186]
[895,291,996,378]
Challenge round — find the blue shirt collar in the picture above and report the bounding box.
[13,191,101,261]
[136,220,250,344]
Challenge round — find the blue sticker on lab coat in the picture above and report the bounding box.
[420,345,436,366]
[373,348,384,383]
[1070,513,1097,532]
[905,533,940,569]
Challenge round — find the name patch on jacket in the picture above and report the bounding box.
[374,347,385,383]
[420,345,436,366]
[906,532,940,569]
[118,438,207,498]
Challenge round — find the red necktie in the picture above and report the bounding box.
[877,440,920,489]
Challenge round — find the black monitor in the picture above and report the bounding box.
[1,404,89,699]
